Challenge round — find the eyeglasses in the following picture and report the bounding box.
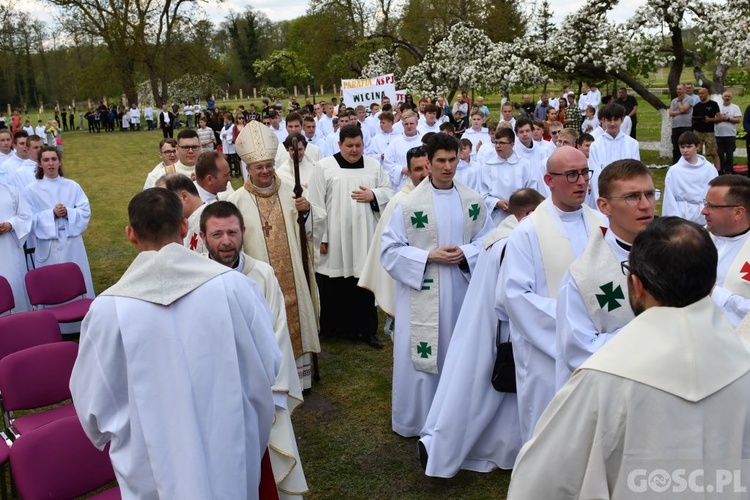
[160,149,177,155]
[703,200,742,211]
[252,165,274,172]
[179,145,200,151]
[548,169,592,183]
[550,130,560,135]
[607,189,661,206]
[620,260,631,276]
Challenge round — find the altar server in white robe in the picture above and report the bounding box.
[513,118,549,197]
[662,131,717,224]
[309,124,393,349]
[482,127,536,225]
[24,146,95,298]
[358,147,429,318]
[200,201,308,499]
[382,110,422,191]
[419,188,544,477]
[365,111,399,163]
[555,160,656,388]
[508,217,750,499]
[497,147,603,443]
[0,182,32,312]
[455,139,481,193]
[381,133,493,437]
[9,134,42,193]
[71,188,280,499]
[274,112,322,167]
[587,103,641,207]
[142,138,179,190]
[703,175,750,327]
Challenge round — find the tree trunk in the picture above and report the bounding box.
[666,24,684,98]
[659,109,671,158]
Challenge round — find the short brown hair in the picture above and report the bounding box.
[598,159,651,199]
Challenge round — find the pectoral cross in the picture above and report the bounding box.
[262,220,272,237]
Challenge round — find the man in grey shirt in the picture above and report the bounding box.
[668,83,693,163]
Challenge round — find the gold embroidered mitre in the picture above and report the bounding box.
[235,120,279,165]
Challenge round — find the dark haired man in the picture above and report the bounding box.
[199,201,308,497]
[509,216,750,499]
[381,133,492,437]
[309,124,394,349]
[71,188,280,499]
[194,151,231,204]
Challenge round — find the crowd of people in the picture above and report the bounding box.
[2,82,750,498]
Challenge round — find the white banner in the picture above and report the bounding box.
[341,74,397,108]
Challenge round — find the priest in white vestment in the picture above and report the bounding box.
[703,175,750,327]
[357,146,429,318]
[481,128,536,224]
[382,110,422,191]
[143,138,179,190]
[70,188,280,499]
[24,147,95,299]
[508,217,750,500]
[662,132,718,224]
[194,151,232,204]
[556,160,656,388]
[497,147,603,443]
[586,103,641,207]
[200,201,308,499]
[309,124,394,349]
[382,133,493,437]
[419,188,544,477]
[229,121,322,389]
[0,182,32,312]
[513,118,549,197]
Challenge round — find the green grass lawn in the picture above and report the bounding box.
[57,123,668,499]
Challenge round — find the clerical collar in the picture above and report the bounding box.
[244,175,280,198]
[724,226,750,239]
[614,237,632,252]
[333,152,364,169]
[429,179,454,191]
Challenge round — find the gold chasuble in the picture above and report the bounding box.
[244,177,304,358]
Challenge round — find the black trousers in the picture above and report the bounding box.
[716,136,736,173]
[316,273,378,339]
[162,125,174,138]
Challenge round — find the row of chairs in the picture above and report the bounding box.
[0,262,93,325]
[0,270,118,498]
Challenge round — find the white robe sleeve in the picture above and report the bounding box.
[29,201,58,240]
[459,208,493,274]
[381,204,429,291]
[555,273,620,389]
[371,165,395,211]
[307,163,328,244]
[661,171,679,217]
[6,185,31,246]
[481,167,502,217]
[497,228,558,360]
[64,185,91,237]
[382,142,404,190]
[711,285,750,328]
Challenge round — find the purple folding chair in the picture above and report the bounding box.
[0,310,61,362]
[0,277,13,316]
[24,263,93,325]
[11,416,119,500]
[0,342,78,439]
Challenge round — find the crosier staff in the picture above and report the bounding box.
[292,137,320,382]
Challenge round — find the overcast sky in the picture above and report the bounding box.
[22,0,645,31]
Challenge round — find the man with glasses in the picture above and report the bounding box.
[143,138,178,189]
[497,146,603,444]
[587,103,640,207]
[715,92,742,174]
[509,217,750,499]
[229,120,322,392]
[556,160,656,387]
[482,127,536,224]
[703,175,750,327]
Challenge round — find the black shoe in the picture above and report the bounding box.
[417,440,428,471]
[364,334,383,349]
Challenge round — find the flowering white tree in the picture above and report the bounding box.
[137,74,222,106]
[399,22,547,101]
[524,0,748,156]
[361,49,401,80]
